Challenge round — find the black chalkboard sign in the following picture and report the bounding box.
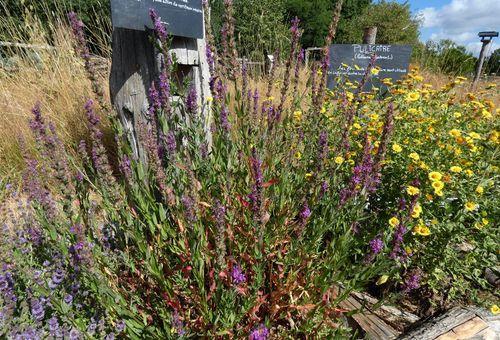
[111,0,203,39]
[327,44,412,91]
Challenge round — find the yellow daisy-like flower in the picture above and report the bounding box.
[392,144,403,153]
[320,107,327,114]
[464,202,478,212]
[482,218,489,226]
[409,152,420,161]
[469,132,481,140]
[476,186,484,194]
[346,91,354,102]
[453,112,462,118]
[411,203,422,218]
[491,305,500,315]
[449,129,461,138]
[465,169,474,177]
[389,217,400,228]
[294,151,302,160]
[432,181,444,192]
[371,67,380,76]
[305,173,313,179]
[414,225,431,236]
[293,110,302,123]
[450,166,462,173]
[369,113,379,121]
[428,172,443,182]
[206,96,214,103]
[407,186,420,196]
[435,190,444,197]
[406,91,420,102]
[482,109,492,119]
[267,96,275,102]
[334,156,344,165]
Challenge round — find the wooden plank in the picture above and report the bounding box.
[473,327,498,340]
[340,296,400,339]
[399,307,477,340]
[452,317,488,338]
[351,291,419,330]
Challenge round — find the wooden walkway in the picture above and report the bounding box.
[340,292,500,339]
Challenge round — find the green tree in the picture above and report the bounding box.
[485,48,500,75]
[209,0,290,61]
[414,39,477,76]
[284,0,371,48]
[343,1,420,45]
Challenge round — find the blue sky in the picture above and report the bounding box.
[394,0,499,56]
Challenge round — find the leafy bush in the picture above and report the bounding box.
[0,5,498,339]
[414,40,478,77]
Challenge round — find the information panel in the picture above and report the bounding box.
[327,44,412,91]
[111,0,204,39]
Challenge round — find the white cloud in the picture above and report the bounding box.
[418,0,499,55]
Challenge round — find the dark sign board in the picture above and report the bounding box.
[327,44,412,91]
[111,0,204,39]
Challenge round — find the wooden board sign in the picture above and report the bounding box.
[327,44,412,91]
[110,0,204,39]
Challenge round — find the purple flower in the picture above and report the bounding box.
[30,298,45,322]
[69,328,81,340]
[390,224,408,260]
[116,320,126,333]
[172,310,186,336]
[48,316,60,337]
[49,268,65,289]
[181,195,197,223]
[185,85,198,114]
[64,294,73,305]
[165,131,177,155]
[403,271,421,293]
[149,9,168,42]
[299,202,312,221]
[249,324,270,340]
[231,265,246,285]
[248,149,263,217]
[369,238,384,254]
[214,200,227,268]
[220,106,231,133]
[119,155,132,181]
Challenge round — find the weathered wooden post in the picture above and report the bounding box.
[109,0,210,162]
[363,26,377,45]
[472,31,498,90]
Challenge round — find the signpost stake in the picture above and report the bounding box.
[110,28,157,163]
[109,0,210,161]
[472,31,498,90]
[363,27,377,45]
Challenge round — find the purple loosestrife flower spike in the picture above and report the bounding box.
[185,85,198,115]
[181,195,197,223]
[299,202,312,225]
[231,265,246,285]
[369,238,384,254]
[390,224,407,260]
[249,148,263,218]
[403,271,421,293]
[149,9,168,43]
[277,17,301,117]
[68,12,105,105]
[172,310,186,336]
[214,200,227,269]
[250,324,270,340]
